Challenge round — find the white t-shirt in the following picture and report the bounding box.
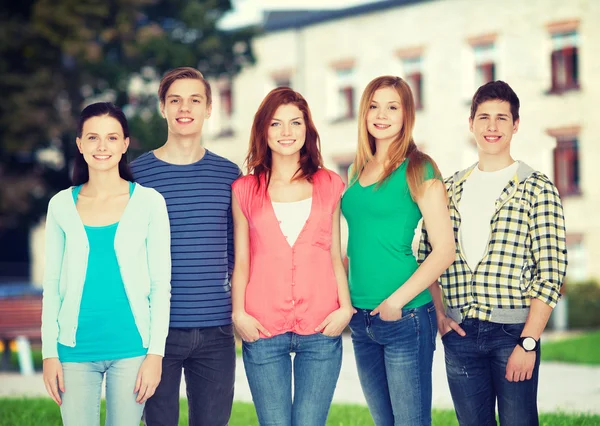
[272,198,312,247]
[459,162,519,270]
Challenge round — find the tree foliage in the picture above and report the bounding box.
[0,0,255,229]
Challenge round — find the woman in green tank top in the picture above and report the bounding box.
[341,76,455,426]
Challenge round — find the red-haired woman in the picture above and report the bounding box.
[231,87,353,425]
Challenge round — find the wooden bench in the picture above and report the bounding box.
[0,294,42,373]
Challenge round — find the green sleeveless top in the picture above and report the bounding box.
[341,161,436,309]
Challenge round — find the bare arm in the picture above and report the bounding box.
[315,202,354,335]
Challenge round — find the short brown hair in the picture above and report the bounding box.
[158,67,212,106]
[470,80,520,121]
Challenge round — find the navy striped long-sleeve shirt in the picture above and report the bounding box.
[131,150,241,328]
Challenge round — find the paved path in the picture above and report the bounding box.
[2,335,599,415]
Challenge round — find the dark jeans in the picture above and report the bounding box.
[242,332,342,425]
[144,326,236,426]
[442,319,540,426]
[349,301,437,426]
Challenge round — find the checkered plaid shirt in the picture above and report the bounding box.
[418,162,568,322]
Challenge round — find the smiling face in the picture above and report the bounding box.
[76,115,129,173]
[366,86,404,145]
[160,78,212,138]
[469,100,519,158]
[267,104,307,160]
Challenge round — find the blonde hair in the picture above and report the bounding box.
[352,75,442,200]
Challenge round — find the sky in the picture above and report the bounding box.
[221,0,383,29]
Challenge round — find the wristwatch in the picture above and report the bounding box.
[518,336,539,352]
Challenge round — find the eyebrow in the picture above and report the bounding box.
[370,100,401,104]
[477,113,510,117]
[84,132,121,137]
[272,117,303,121]
[166,94,205,99]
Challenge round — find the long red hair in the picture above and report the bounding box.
[245,87,323,188]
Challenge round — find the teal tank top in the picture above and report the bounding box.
[58,182,147,362]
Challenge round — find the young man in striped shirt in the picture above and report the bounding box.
[131,67,241,426]
[419,81,567,426]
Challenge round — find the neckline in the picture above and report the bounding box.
[271,197,312,205]
[357,160,407,188]
[264,180,317,250]
[72,181,135,228]
[150,148,209,167]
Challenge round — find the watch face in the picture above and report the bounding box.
[522,337,536,351]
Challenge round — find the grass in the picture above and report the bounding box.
[1,398,599,426]
[542,330,600,365]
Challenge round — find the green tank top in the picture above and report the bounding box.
[341,161,435,309]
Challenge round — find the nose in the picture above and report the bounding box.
[281,123,292,136]
[97,137,108,151]
[376,107,387,119]
[487,118,497,131]
[179,99,191,112]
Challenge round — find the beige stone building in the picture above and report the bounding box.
[203,0,600,281]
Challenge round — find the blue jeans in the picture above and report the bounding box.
[349,301,437,426]
[59,355,146,426]
[144,326,236,426]
[442,319,540,426]
[242,332,343,426]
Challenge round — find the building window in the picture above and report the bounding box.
[474,43,495,88]
[333,67,355,121]
[553,136,580,196]
[274,76,291,88]
[402,57,423,110]
[550,31,579,93]
[566,234,586,282]
[214,80,234,138]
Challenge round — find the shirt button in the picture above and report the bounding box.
[292,300,295,305]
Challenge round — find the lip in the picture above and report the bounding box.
[372,123,391,130]
[278,139,296,147]
[92,155,112,160]
[176,117,194,124]
[484,135,502,143]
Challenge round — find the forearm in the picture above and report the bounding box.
[231,264,249,317]
[428,281,446,319]
[333,259,352,309]
[522,298,553,341]
[388,247,454,308]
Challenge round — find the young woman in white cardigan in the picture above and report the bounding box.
[41,102,171,425]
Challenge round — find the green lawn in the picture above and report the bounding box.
[542,330,600,365]
[1,398,599,426]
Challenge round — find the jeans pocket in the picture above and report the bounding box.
[217,324,235,337]
[501,323,525,338]
[441,329,456,340]
[379,311,415,324]
[320,332,342,340]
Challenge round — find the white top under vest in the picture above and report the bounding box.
[459,162,519,270]
[272,198,312,246]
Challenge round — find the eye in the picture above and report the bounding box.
[389,106,397,110]
[270,122,280,127]
[88,135,97,140]
[292,121,302,126]
[170,99,179,103]
[499,117,507,121]
[109,136,118,141]
[193,99,200,103]
[369,105,377,109]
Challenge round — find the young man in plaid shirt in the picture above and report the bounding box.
[419,81,567,426]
